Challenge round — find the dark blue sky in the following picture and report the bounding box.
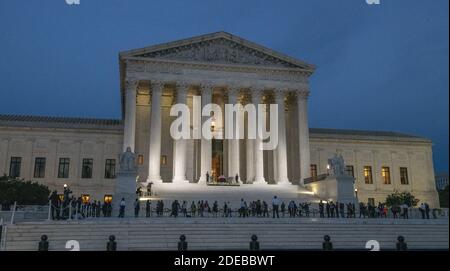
[0,0,448,173]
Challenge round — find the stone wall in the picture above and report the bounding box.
[309,135,439,207]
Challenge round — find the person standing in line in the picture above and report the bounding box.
[326,201,330,218]
[119,198,126,218]
[335,201,339,218]
[419,203,426,219]
[319,201,324,218]
[145,200,151,217]
[272,196,280,218]
[134,199,140,218]
[280,201,286,218]
[181,201,187,217]
[425,203,430,219]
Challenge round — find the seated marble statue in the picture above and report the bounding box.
[119,147,137,172]
[328,153,346,176]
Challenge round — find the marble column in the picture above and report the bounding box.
[253,91,265,184]
[227,87,240,182]
[172,83,189,183]
[298,90,311,186]
[275,90,289,184]
[123,79,138,152]
[198,84,213,184]
[245,96,254,183]
[147,81,163,183]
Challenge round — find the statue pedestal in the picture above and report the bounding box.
[306,174,356,203]
[112,170,138,218]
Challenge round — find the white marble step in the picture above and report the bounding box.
[3,219,448,251]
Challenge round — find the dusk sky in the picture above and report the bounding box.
[0,0,448,173]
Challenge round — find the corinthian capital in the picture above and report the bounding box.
[151,80,165,94]
[125,78,139,91]
[227,85,241,97]
[297,89,310,100]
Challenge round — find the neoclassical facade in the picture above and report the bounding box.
[0,32,440,206]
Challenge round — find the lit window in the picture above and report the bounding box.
[310,164,317,178]
[161,155,167,165]
[400,167,409,185]
[364,166,373,184]
[382,166,391,184]
[138,155,144,165]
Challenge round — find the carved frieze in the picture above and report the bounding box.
[136,38,299,68]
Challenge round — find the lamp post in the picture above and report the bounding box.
[354,188,358,202]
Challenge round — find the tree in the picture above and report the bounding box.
[438,185,449,208]
[385,191,419,207]
[0,175,51,206]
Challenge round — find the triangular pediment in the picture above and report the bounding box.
[120,32,315,70]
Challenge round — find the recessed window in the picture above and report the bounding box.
[364,166,373,184]
[138,155,144,165]
[81,158,93,179]
[105,159,116,179]
[400,167,409,185]
[368,198,375,206]
[161,155,167,165]
[310,164,317,178]
[58,158,70,178]
[345,165,354,177]
[34,157,46,178]
[382,166,391,184]
[9,157,22,178]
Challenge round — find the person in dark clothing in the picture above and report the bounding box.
[134,199,140,218]
[280,201,286,217]
[262,201,269,217]
[171,200,180,217]
[335,201,339,218]
[49,190,59,220]
[330,202,335,218]
[339,202,345,218]
[206,171,210,183]
[326,202,330,218]
[272,196,280,218]
[425,203,430,219]
[319,201,324,218]
[146,200,151,217]
[119,198,126,218]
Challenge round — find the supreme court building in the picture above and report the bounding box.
[0,32,440,206]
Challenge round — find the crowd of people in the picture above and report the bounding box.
[46,190,437,220]
[48,189,113,220]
